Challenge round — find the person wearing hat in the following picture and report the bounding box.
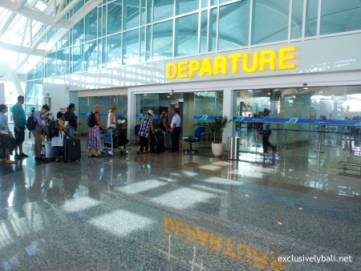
[262,108,276,153]
[137,109,154,154]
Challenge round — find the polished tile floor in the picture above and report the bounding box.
[0,141,360,271]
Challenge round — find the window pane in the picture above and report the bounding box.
[124,1,140,30]
[175,13,198,56]
[154,0,174,22]
[98,38,106,67]
[141,0,146,25]
[107,1,122,35]
[252,0,289,44]
[98,6,106,37]
[305,0,318,37]
[208,8,217,52]
[147,0,152,23]
[85,8,97,41]
[57,49,70,75]
[218,1,249,50]
[176,0,198,15]
[72,45,84,72]
[72,19,84,45]
[107,34,122,66]
[84,41,98,70]
[291,0,303,39]
[146,25,151,59]
[123,30,139,64]
[321,0,361,35]
[140,27,145,60]
[153,20,173,59]
[201,0,208,7]
[200,10,207,53]
[45,52,57,77]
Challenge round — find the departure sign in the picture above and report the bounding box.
[166,47,297,80]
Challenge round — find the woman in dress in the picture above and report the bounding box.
[88,105,102,157]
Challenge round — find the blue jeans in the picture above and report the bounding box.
[53,146,63,159]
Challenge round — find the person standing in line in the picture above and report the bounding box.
[51,112,65,162]
[11,96,28,159]
[159,111,169,132]
[88,105,102,158]
[262,108,276,153]
[107,105,117,129]
[0,104,15,164]
[33,105,51,161]
[137,110,154,154]
[169,107,181,152]
[64,103,78,138]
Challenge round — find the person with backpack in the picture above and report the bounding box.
[64,103,78,138]
[33,105,51,161]
[87,105,102,158]
[51,112,65,162]
[0,104,15,164]
[11,96,28,159]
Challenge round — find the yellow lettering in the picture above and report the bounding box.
[174,219,185,238]
[271,257,287,271]
[199,58,213,76]
[243,52,259,73]
[213,56,228,75]
[224,239,235,258]
[184,223,196,243]
[237,243,251,262]
[208,233,224,252]
[166,63,177,80]
[259,50,276,72]
[278,47,297,70]
[189,60,201,77]
[195,227,209,248]
[248,249,270,270]
[163,215,176,234]
[228,54,243,73]
[177,61,189,79]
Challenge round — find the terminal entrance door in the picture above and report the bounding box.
[233,87,361,177]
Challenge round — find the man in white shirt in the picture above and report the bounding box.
[169,107,181,152]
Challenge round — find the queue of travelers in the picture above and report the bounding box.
[136,106,182,154]
[0,96,184,164]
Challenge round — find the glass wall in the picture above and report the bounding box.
[26,0,361,83]
[233,86,361,168]
[78,95,128,134]
[136,90,223,137]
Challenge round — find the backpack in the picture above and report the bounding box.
[49,120,60,138]
[88,112,97,128]
[26,115,37,131]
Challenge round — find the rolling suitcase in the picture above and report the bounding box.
[164,131,172,151]
[64,138,81,162]
[41,141,54,160]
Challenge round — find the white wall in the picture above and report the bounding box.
[43,83,70,114]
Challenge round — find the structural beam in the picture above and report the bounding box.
[0,41,47,56]
[0,0,69,28]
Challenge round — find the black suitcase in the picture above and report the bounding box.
[150,130,165,153]
[64,138,81,162]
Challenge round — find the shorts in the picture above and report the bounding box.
[14,126,25,145]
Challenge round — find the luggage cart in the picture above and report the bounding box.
[102,129,114,156]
